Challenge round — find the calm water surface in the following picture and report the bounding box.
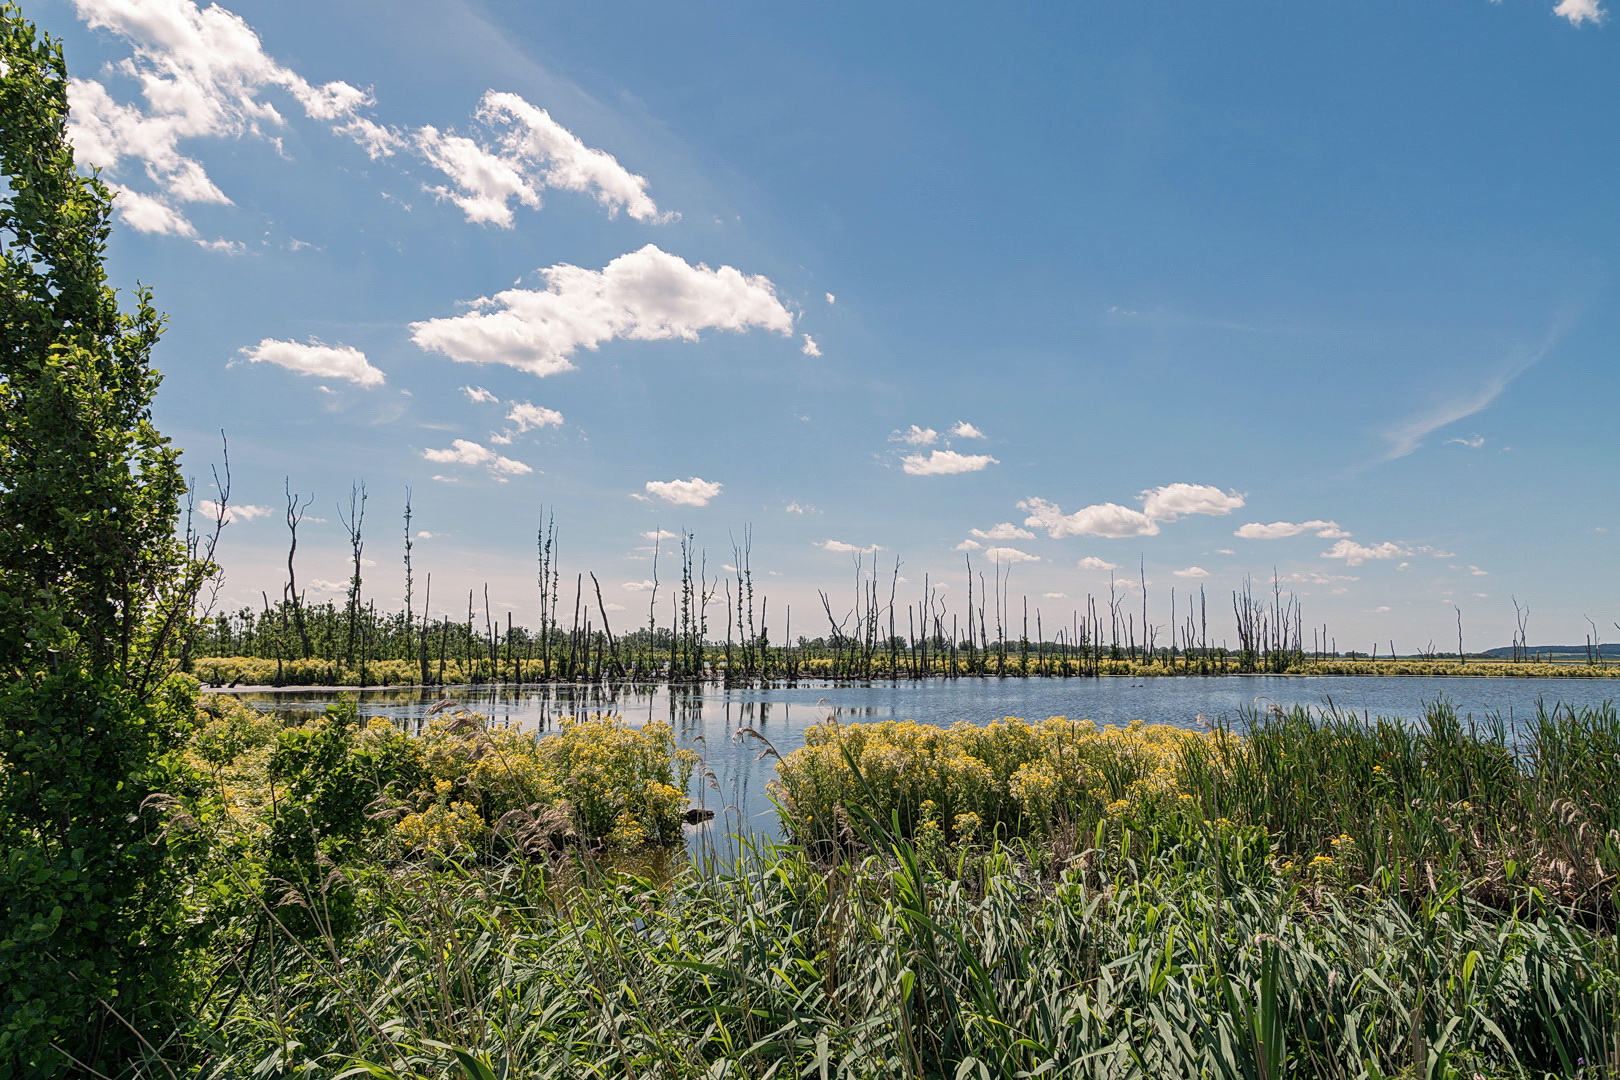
[220,676,1620,846]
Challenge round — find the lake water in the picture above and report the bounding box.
[218,675,1620,848]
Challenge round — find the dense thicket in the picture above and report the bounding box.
[0,6,204,1072]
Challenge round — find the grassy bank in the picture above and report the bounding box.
[93,701,1620,1077]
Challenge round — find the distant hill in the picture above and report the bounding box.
[1476,644,1620,660]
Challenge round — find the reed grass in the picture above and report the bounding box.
[153,823,1620,1079]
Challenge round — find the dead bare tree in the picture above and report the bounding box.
[283,479,313,659]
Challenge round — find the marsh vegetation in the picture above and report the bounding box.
[91,700,1620,1078]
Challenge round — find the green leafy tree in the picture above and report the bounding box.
[0,5,208,1073]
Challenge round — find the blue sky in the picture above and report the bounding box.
[31,0,1620,652]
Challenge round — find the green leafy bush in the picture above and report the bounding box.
[0,671,197,1075]
[263,703,424,936]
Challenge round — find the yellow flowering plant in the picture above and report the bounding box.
[772,715,1216,845]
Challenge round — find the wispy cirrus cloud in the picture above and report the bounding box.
[1382,318,1570,460]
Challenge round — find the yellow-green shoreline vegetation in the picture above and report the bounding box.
[190,651,1620,690]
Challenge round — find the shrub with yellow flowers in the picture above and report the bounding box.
[406,712,698,852]
[395,794,488,854]
[416,715,560,825]
[772,715,1215,844]
[534,715,698,849]
[181,699,701,860]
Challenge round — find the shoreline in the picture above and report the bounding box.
[201,669,1620,694]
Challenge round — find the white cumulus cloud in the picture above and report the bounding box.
[1173,566,1210,579]
[1020,483,1241,540]
[985,546,1040,564]
[1234,520,1350,540]
[949,421,985,439]
[892,425,938,446]
[902,450,998,476]
[955,539,983,551]
[971,523,1035,541]
[506,401,564,432]
[1140,483,1244,522]
[801,334,821,357]
[410,245,793,377]
[237,338,385,387]
[1322,539,1409,566]
[197,499,272,524]
[110,185,200,237]
[1078,556,1121,571]
[643,477,722,507]
[65,0,370,235]
[461,385,498,403]
[1020,498,1158,539]
[1554,0,1604,25]
[641,529,678,542]
[622,580,657,592]
[422,439,532,477]
[417,90,667,227]
[63,1,670,239]
[818,539,884,554]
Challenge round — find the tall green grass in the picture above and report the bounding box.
[156,824,1620,1079]
[1180,702,1620,922]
